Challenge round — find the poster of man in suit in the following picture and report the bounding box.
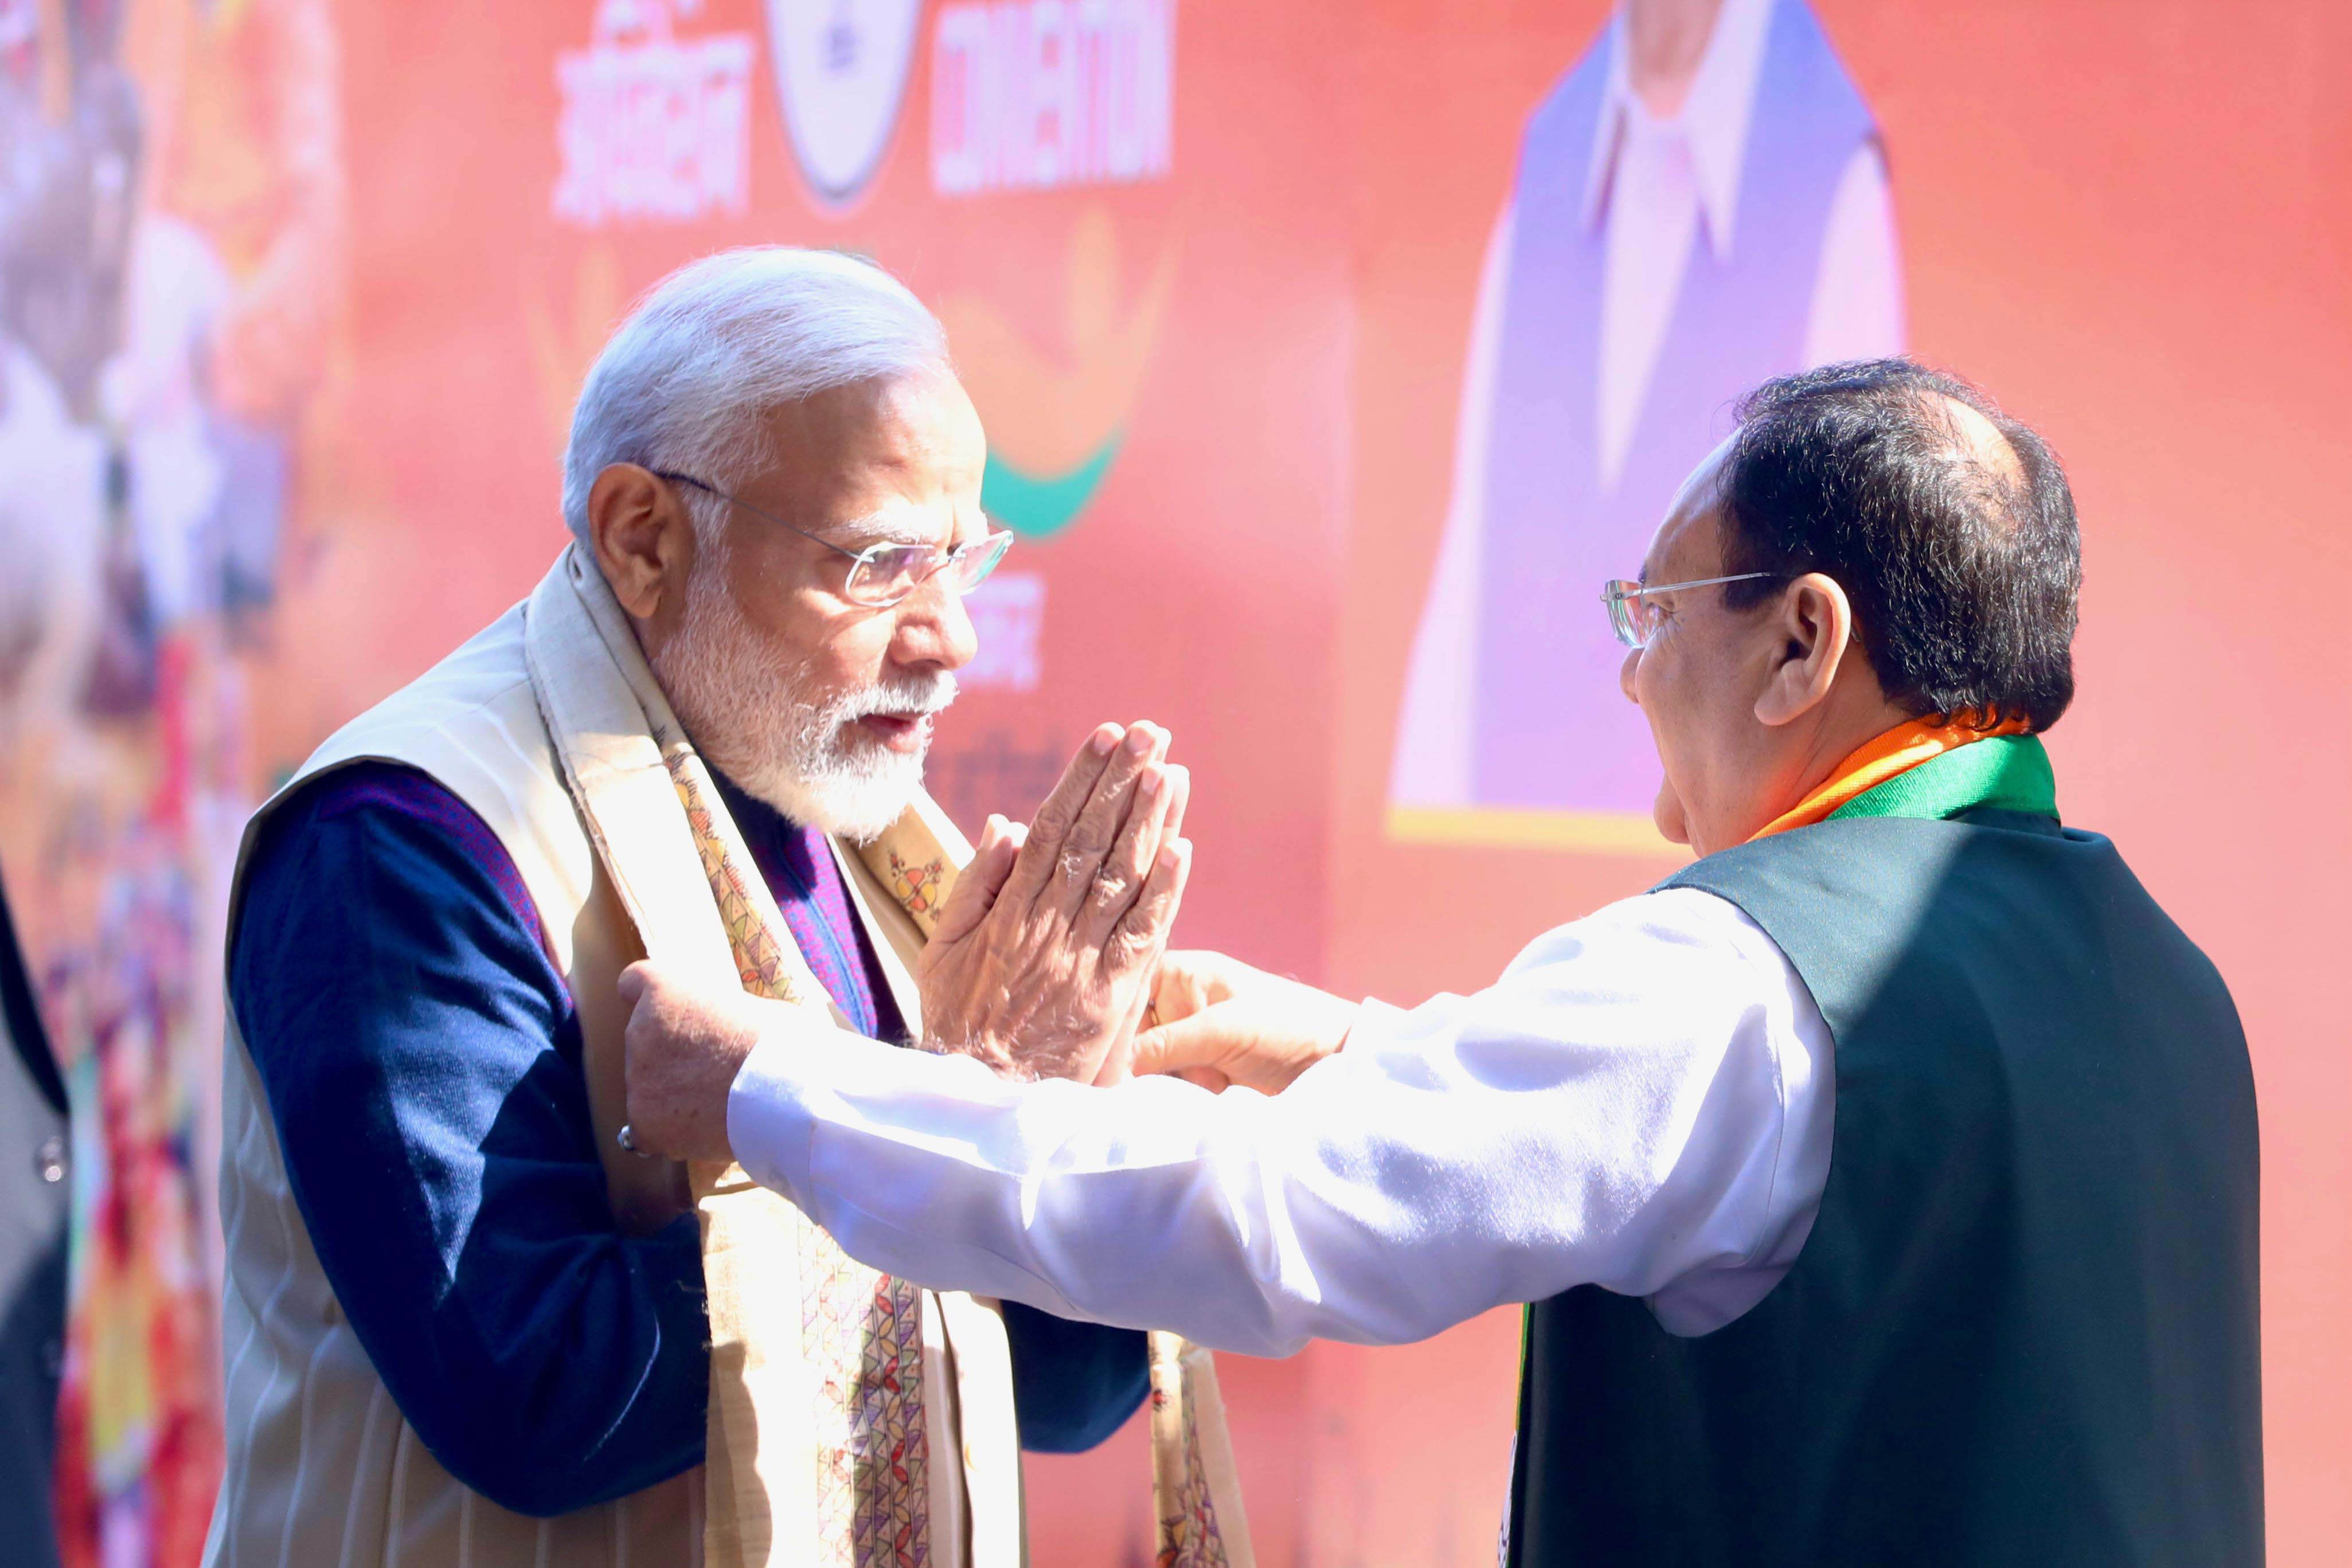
[1389,0,1903,843]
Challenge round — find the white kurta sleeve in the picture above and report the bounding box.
[729,887,1833,1358]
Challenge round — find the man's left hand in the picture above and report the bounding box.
[1131,949,1357,1094]
[618,960,778,1163]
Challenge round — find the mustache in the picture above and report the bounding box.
[831,670,959,722]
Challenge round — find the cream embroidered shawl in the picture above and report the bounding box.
[523,548,1252,1567]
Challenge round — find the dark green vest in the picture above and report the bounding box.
[1507,740,2263,1567]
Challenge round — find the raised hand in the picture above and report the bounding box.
[917,721,1193,1083]
[1129,950,1357,1094]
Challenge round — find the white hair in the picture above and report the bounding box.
[560,247,951,544]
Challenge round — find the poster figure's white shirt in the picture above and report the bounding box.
[1390,0,1903,807]
[726,887,1835,1360]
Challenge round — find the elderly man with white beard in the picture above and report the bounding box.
[204,249,1244,1568]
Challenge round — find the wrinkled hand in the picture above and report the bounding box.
[618,960,786,1163]
[919,721,1193,1083]
[1130,949,1357,1094]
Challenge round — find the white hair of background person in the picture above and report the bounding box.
[559,247,951,547]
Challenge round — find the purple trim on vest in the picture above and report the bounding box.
[288,764,907,1042]
[296,764,554,967]
[1467,0,1880,810]
[713,773,909,1046]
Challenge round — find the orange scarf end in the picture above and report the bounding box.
[1751,713,2030,842]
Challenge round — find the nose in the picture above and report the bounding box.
[891,572,979,673]
[1619,645,1643,705]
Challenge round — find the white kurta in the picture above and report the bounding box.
[728,887,1834,1359]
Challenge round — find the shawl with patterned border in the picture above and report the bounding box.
[524,545,1253,1567]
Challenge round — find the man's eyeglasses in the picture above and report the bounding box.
[1601,573,1781,650]
[652,470,1015,610]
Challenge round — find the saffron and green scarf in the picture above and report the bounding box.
[1752,715,2058,840]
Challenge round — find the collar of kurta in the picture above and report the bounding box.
[1580,0,1778,252]
[1752,717,2058,841]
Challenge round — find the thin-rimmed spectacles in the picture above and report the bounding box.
[653,470,1014,610]
[1601,573,1781,650]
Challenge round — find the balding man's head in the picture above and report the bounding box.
[1713,359,2081,733]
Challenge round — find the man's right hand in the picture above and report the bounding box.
[916,721,1192,1084]
[1130,951,1357,1094]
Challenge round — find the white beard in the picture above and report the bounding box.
[650,562,956,843]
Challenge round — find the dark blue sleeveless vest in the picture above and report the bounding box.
[1505,806,2263,1565]
[1466,0,1877,810]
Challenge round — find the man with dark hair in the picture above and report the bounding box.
[622,359,2263,1566]
[1716,359,2079,731]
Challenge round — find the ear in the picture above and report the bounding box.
[588,464,695,623]
[1754,572,1855,728]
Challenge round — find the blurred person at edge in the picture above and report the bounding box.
[0,861,69,1568]
[206,249,1198,1567]
[626,361,2263,1567]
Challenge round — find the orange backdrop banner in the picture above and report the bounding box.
[0,2,2343,1565]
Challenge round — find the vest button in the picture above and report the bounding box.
[36,1136,67,1184]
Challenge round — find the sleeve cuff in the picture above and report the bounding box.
[727,1035,818,1202]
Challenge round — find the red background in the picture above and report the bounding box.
[233,2,2352,1561]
